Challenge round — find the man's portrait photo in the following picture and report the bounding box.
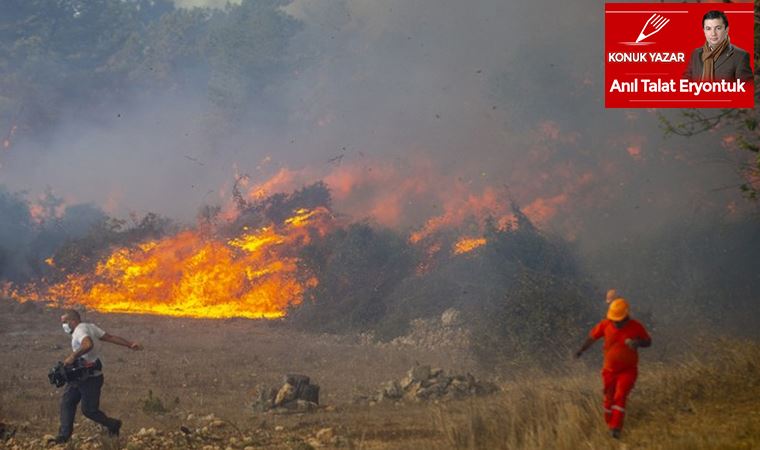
[683,10,753,81]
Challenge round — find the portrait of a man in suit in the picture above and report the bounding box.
[683,10,753,81]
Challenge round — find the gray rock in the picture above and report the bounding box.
[279,399,318,412]
[252,385,277,412]
[409,365,431,382]
[274,383,296,407]
[381,380,403,399]
[416,382,448,399]
[399,375,414,390]
[440,308,461,326]
[404,381,423,400]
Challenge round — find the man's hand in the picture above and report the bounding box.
[575,337,596,359]
[129,342,144,351]
[63,354,76,366]
[625,338,638,349]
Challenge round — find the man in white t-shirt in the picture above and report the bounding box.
[50,309,143,445]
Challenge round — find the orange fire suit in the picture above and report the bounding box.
[589,318,651,430]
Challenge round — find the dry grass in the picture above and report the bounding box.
[429,341,760,450]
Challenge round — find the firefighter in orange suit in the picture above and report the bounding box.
[575,298,651,439]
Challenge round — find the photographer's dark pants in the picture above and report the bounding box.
[58,375,119,439]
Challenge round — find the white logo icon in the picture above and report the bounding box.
[635,14,670,43]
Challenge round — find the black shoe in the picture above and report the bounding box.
[47,435,69,445]
[610,428,621,439]
[108,420,122,437]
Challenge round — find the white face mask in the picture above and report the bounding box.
[62,323,73,334]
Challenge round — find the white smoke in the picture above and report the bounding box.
[172,0,241,9]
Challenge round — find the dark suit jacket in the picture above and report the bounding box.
[683,43,753,81]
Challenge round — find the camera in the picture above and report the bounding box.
[48,359,102,387]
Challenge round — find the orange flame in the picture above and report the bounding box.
[453,237,486,255]
[248,168,298,201]
[409,187,511,243]
[9,208,332,319]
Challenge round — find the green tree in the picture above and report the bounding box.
[0,0,304,140]
[0,0,145,128]
[203,0,301,130]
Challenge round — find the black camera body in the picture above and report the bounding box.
[48,359,101,387]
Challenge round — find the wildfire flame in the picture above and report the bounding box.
[6,152,594,319]
[453,237,487,255]
[7,207,332,319]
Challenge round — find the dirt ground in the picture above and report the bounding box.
[2,299,760,450]
[0,299,479,449]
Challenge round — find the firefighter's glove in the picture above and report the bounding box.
[624,338,639,349]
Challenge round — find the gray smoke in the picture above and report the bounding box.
[0,0,747,247]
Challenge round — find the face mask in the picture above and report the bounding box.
[62,323,73,334]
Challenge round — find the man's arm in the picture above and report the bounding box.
[736,51,753,82]
[625,337,651,349]
[683,50,699,80]
[63,336,94,365]
[100,333,143,350]
[625,324,652,349]
[575,337,597,358]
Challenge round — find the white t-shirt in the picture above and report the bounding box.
[71,322,106,363]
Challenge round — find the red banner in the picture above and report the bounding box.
[605,3,755,108]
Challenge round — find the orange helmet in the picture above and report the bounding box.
[607,298,629,321]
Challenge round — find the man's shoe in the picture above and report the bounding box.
[47,435,69,445]
[610,428,621,439]
[108,420,122,437]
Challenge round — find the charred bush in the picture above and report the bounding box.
[468,216,594,367]
[288,201,596,368]
[0,186,34,281]
[377,212,595,365]
[288,222,415,333]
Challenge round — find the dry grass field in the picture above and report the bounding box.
[1,298,759,449]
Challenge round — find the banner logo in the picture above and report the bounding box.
[635,14,670,44]
[605,3,754,108]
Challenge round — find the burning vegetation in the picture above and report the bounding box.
[3,166,759,366]
[1,176,597,365]
[4,186,335,319]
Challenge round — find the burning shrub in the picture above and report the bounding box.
[229,181,332,230]
[3,183,337,318]
[49,212,174,278]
